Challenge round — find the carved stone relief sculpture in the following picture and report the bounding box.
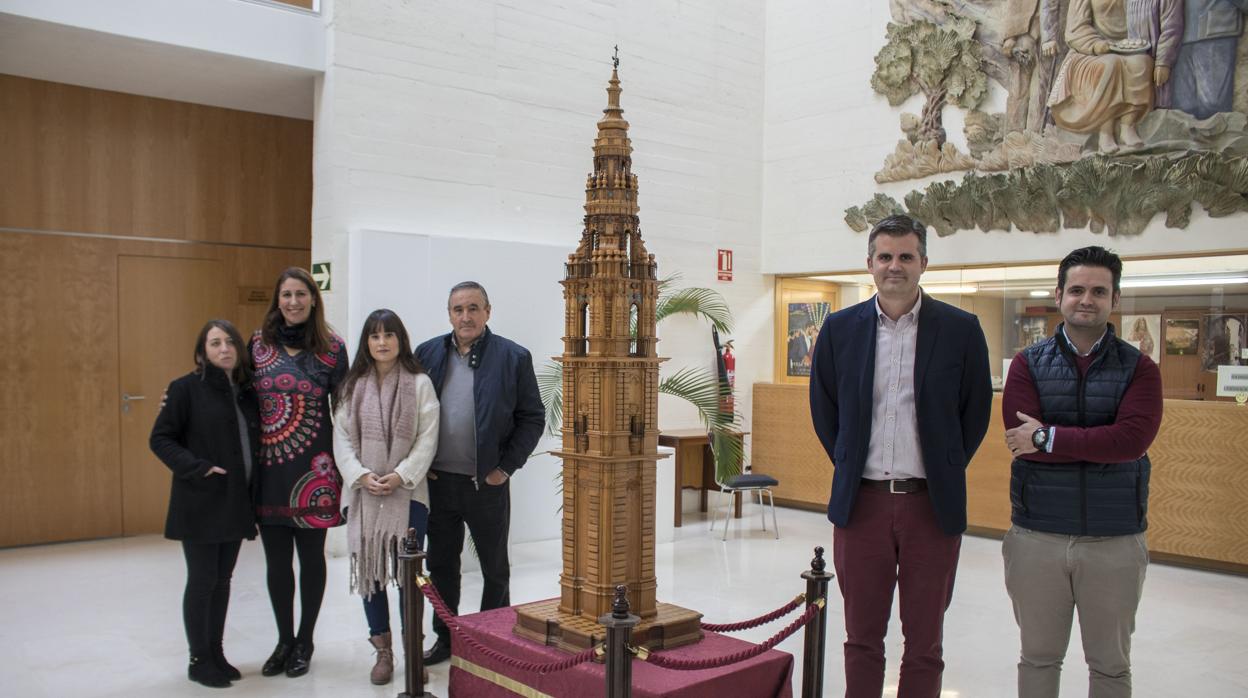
[851,0,1248,236]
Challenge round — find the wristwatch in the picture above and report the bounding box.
[1031,427,1049,450]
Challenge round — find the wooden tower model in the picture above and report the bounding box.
[513,58,703,652]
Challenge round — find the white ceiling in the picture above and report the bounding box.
[0,12,317,119]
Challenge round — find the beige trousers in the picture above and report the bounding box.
[1002,525,1148,698]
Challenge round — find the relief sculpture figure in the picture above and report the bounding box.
[1126,0,1185,107]
[1170,0,1248,119]
[1002,0,1046,133]
[1047,0,1164,152]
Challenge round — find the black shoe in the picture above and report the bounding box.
[212,648,242,681]
[284,642,313,678]
[422,637,452,666]
[261,642,292,677]
[188,655,231,688]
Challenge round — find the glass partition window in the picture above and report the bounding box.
[804,253,1248,401]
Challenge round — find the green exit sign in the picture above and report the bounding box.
[311,262,331,292]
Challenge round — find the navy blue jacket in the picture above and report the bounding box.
[809,293,993,535]
[415,327,545,479]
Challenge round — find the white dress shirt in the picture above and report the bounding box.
[863,293,925,481]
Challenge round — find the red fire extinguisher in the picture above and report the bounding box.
[722,340,736,413]
[722,340,736,392]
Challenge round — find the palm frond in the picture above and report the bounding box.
[656,287,733,334]
[535,360,564,436]
[658,367,743,482]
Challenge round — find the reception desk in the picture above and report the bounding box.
[752,383,1248,573]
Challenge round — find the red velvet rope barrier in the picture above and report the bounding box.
[700,594,805,632]
[642,602,822,671]
[417,580,599,674]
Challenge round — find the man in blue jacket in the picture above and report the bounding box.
[416,281,545,665]
[809,214,992,698]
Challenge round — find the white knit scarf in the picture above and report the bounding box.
[347,366,419,597]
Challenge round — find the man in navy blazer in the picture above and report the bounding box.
[809,214,992,698]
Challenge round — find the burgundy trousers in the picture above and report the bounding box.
[832,487,962,698]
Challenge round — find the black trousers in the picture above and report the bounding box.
[259,525,327,645]
[427,473,511,642]
[181,540,242,657]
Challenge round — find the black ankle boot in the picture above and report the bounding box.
[284,642,313,678]
[212,647,242,681]
[188,655,231,688]
[261,642,292,677]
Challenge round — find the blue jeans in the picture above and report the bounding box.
[360,500,428,637]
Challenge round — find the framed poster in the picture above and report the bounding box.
[774,278,840,384]
[785,302,831,377]
[1200,314,1247,372]
[1164,318,1200,356]
[1122,314,1161,364]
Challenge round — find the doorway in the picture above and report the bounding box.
[118,255,230,535]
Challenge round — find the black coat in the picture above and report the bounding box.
[150,365,260,543]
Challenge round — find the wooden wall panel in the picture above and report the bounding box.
[1146,401,1248,565]
[753,382,1248,570]
[0,234,124,545]
[0,74,312,248]
[0,231,308,547]
[751,383,829,509]
[965,394,1019,532]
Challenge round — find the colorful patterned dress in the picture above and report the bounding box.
[251,331,348,528]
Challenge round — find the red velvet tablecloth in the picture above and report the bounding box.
[448,605,794,697]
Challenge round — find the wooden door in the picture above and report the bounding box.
[118,256,230,535]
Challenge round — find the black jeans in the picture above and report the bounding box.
[427,473,511,642]
[259,525,327,645]
[181,540,243,657]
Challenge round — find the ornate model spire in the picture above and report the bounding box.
[513,58,701,653]
[572,53,650,280]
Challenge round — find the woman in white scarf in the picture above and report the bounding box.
[332,309,439,685]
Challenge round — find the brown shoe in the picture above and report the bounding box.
[369,633,394,685]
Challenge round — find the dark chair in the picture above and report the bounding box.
[707,431,779,540]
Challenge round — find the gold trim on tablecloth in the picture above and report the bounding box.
[450,655,556,698]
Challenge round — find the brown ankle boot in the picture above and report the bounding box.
[369,633,394,685]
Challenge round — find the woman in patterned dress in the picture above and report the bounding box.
[250,267,347,679]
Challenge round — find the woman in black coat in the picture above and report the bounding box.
[150,319,260,689]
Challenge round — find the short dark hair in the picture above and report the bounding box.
[448,281,490,308]
[868,214,928,258]
[1057,246,1123,293]
[194,319,252,386]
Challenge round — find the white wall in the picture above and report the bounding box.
[341,230,568,544]
[313,0,771,452]
[762,0,1248,276]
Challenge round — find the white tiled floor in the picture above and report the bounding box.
[3,503,1246,697]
